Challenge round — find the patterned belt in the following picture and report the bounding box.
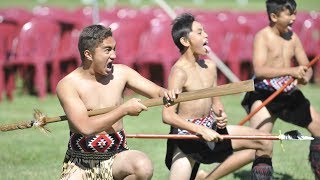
[177,111,216,135]
[68,130,128,153]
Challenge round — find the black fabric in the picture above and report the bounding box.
[190,162,200,180]
[241,88,312,127]
[165,128,233,169]
[309,136,320,180]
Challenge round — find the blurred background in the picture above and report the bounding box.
[0,0,319,101]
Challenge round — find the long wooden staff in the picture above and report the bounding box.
[0,80,254,132]
[238,55,320,125]
[126,130,314,141]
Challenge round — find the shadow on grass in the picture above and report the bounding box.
[233,170,295,180]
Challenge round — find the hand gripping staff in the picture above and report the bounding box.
[1,80,254,133]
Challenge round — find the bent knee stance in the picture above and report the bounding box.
[256,139,273,157]
[251,157,273,180]
[309,137,320,179]
[133,158,154,179]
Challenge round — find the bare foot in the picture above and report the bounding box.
[195,170,208,180]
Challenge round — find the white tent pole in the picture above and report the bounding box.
[92,0,100,24]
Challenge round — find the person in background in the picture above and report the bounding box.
[162,13,274,180]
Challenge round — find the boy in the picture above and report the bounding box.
[162,13,274,180]
[240,0,320,179]
[57,24,177,180]
[203,0,320,179]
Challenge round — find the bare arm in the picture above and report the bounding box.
[56,79,145,136]
[293,34,312,84]
[125,65,177,99]
[162,67,221,141]
[208,61,227,129]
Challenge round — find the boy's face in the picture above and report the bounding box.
[273,8,296,34]
[92,36,116,76]
[188,21,209,56]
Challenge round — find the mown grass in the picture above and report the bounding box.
[0,0,319,12]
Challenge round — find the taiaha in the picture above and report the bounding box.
[126,130,314,141]
[238,55,320,126]
[1,80,254,132]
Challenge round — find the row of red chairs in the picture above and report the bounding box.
[0,6,319,101]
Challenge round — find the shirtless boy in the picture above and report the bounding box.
[201,0,320,179]
[162,13,274,180]
[241,0,320,178]
[57,24,177,180]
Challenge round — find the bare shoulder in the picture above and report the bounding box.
[113,64,137,75]
[201,59,217,73]
[56,72,77,95]
[170,64,188,81]
[254,27,269,40]
[203,58,216,67]
[290,31,301,43]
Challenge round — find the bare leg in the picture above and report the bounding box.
[169,146,196,180]
[197,100,276,180]
[112,150,153,180]
[307,106,320,179]
[198,150,255,180]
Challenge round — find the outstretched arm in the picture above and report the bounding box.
[293,33,313,84]
[56,79,146,136]
[125,65,178,100]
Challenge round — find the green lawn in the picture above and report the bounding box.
[0,0,319,11]
[0,84,319,179]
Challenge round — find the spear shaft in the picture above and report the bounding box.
[126,132,314,141]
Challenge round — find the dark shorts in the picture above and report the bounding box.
[165,128,233,169]
[241,88,312,128]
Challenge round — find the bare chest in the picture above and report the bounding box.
[185,68,215,91]
[266,37,295,67]
[78,80,126,110]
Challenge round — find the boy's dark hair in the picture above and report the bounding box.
[78,24,113,61]
[171,13,195,53]
[266,0,297,21]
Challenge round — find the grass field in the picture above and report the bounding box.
[0,0,319,12]
[0,83,319,179]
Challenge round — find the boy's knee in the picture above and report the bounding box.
[133,157,154,179]
[258,139,273,155]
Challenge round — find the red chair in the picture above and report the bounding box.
[135,17,179,87]
[5,18,61,100]
[0,22,19,101]
[32,6,79,25]
[50,28,81,94]
[298,18,318,57]
[221,12,252,81]
[0,7,33,28]
[111,18,151,68]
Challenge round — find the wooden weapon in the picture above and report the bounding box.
[1,80,254,132]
